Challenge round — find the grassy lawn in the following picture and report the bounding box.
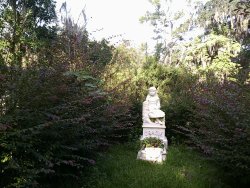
[82,143,230,188]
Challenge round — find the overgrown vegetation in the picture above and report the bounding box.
[0,0,249,187]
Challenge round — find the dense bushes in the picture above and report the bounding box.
[0,67,136,187]
[0,24,136,187]
[186,81,250,185]
[0,30,249,188]
[155,66,250,186]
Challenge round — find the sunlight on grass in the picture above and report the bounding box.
[82,143,229,188]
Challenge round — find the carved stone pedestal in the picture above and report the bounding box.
[137,123,168,163]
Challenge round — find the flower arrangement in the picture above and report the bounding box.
[141,137,164,149]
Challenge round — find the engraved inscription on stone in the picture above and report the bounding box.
[144,130,163,138]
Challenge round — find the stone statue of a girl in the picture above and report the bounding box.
[137,87,168,162]
[143,87,165,125]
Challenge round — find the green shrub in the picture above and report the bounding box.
[0,69,136,187]
[140,137,164,149]
[185,81,250,186]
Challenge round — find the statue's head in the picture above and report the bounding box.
[148,86,157,96]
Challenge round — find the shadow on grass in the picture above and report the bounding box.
[82,143,230,188]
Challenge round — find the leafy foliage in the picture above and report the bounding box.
[141,137,164,149]
[0,68,136,187]
[186,81,250,185]
[0,0,249,187]
[0,2,135,187]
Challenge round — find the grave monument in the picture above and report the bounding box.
[137,86,168,163]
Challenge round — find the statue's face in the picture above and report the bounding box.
[149,89,156,96]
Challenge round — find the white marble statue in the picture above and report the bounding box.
[137,86,168,163]
[143,87,165,125]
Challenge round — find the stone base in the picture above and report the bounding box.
[137,123,168,163]
[137,147,167,163]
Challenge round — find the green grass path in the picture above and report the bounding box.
[83,143,229,188]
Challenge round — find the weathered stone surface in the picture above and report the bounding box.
[142,125,166,140]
